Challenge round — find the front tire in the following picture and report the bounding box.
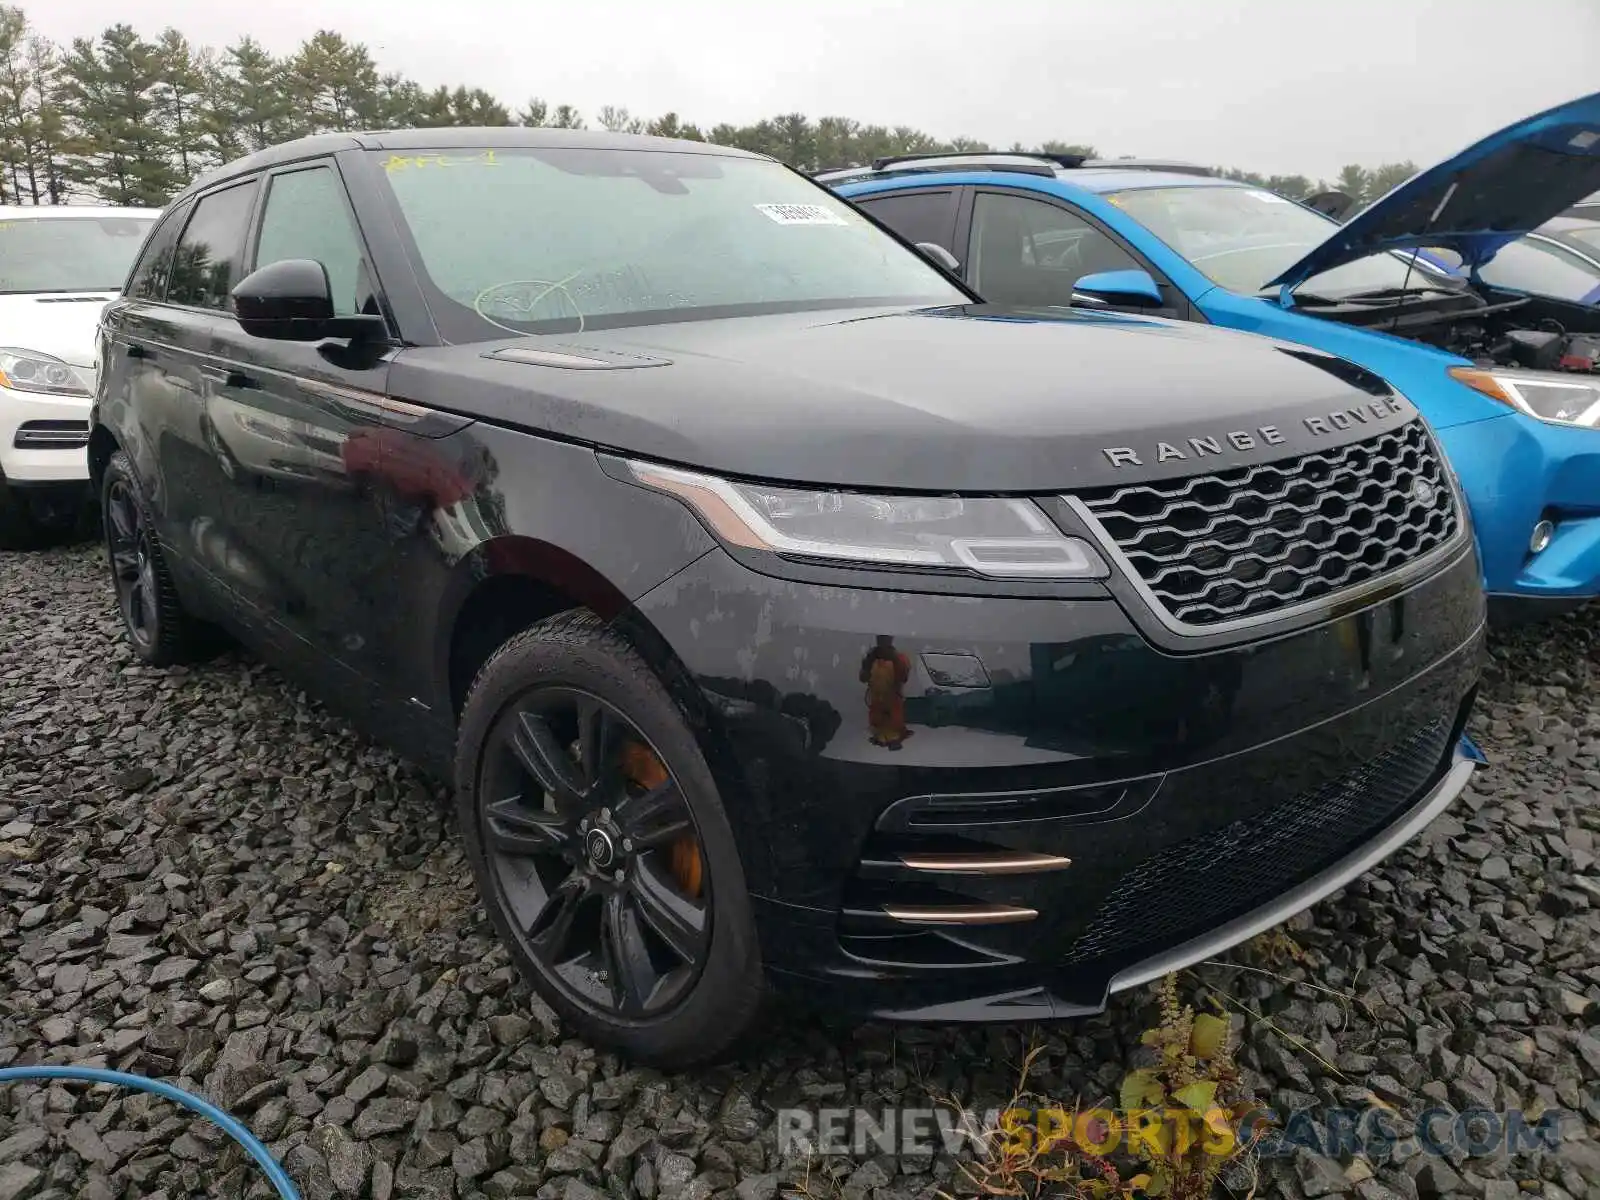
[101,450,220,666]
[455,610,764,1068]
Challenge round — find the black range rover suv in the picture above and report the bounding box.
[89,128,1486,1066]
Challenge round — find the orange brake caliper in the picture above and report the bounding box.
[621,742,703,898]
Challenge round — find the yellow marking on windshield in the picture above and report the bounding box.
[383,150,500,172]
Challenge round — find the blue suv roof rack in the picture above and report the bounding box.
[870,150,1087,172]
[813,152,1216,184]
[1079,157,1215,177]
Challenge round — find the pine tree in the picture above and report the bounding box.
[25,36,68,202]
[0,5,36,202]
[202,38,294,156]
[548,104,584,130]
[57,25,179,205]
[447,87,510,126]
[646,112,702,141]
[597,105,644,134]
[152,28,204,181]
[376,73,426,127]
[285,31,382,135]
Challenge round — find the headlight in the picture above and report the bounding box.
[627,460,1108,580]
[1449,366,1600,428]
[0,348,92,398]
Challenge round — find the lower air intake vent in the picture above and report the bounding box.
[1061,718,1452,967]
[13,420,90,449]
[1073,419,1458,628]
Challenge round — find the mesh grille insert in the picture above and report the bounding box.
[1075,420,1458,627]
[1061,718,1452,967]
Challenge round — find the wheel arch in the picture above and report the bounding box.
[88,423,120,493]
[438,536,748,830]
[440,535,713,725]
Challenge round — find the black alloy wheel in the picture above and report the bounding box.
[105,475,159,651]
[454,610,764,1067]
[100,450,220,666]
[479,687,711,1017]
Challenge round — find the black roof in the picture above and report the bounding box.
[170,126,768,206]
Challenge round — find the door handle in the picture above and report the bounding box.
[199,366,256,389]
[126,343,150,359]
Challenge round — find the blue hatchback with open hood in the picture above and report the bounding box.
[826,90,1600,619]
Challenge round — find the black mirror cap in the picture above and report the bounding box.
[231,258,384,342]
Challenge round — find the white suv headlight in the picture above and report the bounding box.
[0,347,92,398]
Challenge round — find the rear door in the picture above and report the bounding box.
[956,188,1197,319]
[123,178,263,599]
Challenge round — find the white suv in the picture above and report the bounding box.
[0,205,159,549]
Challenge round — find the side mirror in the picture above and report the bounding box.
[1071,268,1164,309]
[916,242,962,273]
[231,259,384,342]
[1303,190,1358,221]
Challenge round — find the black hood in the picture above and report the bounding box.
[389,305,1419,492]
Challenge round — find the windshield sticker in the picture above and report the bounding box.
[754,203,849,226]
[1570,130,1599,150]
[1250,191,1290,203]
[384,150,500,172]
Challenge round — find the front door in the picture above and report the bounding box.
[960,189,1191,319]
[197,160,407,690]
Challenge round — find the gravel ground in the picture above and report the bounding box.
[1,542,1597,1200]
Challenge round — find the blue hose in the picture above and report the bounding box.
[0,1065,300,1199]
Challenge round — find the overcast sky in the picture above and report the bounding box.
[33,0,1600,180]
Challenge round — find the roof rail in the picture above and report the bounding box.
[869,150,1086,172]
[1078,158,1216,177]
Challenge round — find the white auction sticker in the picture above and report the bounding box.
[755,203,849,225]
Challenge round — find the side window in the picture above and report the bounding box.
[166,181,259,310]
[967,192,1141,307]
[1479,238,1600,303]
[854,190,958,253]
[253,166,368,316]
[126,204,189,300]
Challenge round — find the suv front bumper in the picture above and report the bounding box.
[0,387,93,486]
[630,537,1485,1019]
[1437,411,1600,602]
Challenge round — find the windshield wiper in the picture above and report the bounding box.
[1336,285,1463,301]
[1258,289,1343,305]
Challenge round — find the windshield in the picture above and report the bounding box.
[0,215,156,294]
[1107,185,1446,298]
[372,147,966,339]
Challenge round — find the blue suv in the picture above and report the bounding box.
[824,90,1600,621]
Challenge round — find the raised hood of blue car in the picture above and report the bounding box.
[1267,88,1600,292]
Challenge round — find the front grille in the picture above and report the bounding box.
[13,420,90,450]
[1061,718,1452,966]
[1075,420,1458,627]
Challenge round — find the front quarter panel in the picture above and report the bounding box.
[359,367,720,723]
